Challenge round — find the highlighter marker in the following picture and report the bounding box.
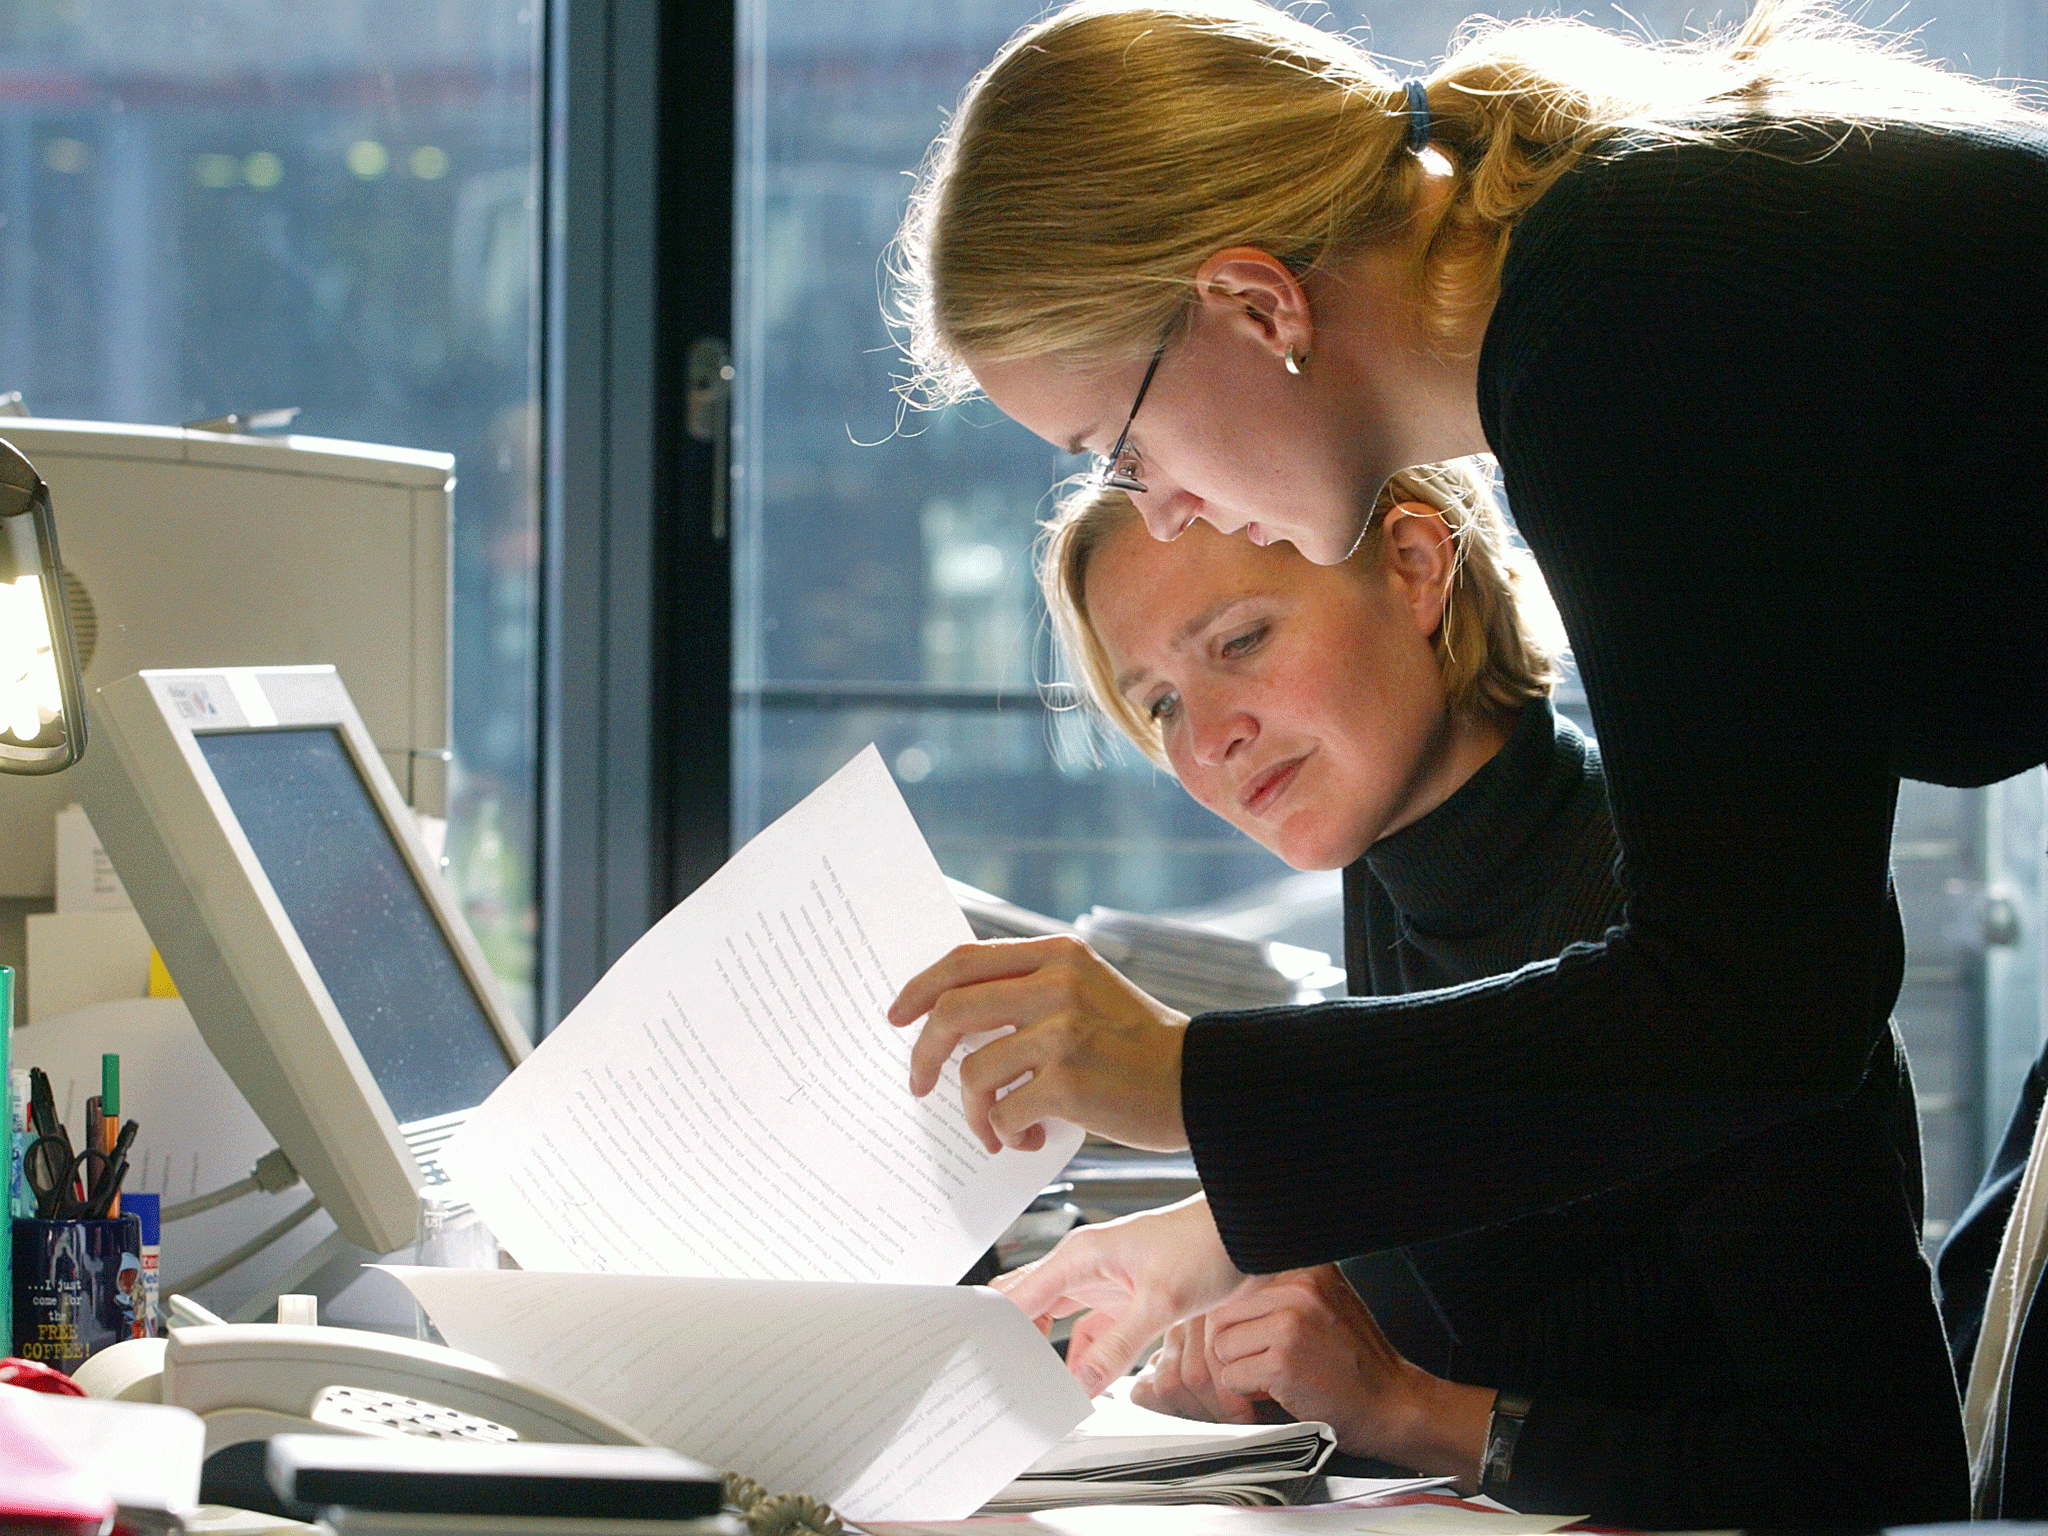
[102,1053,120,1152]
[102,1054,121,1217]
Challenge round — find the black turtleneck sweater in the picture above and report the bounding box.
[1327,700,1963,1528]
[1344,697,1620,997]
[1180,118,2046,1288]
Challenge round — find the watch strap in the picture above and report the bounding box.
[1479,1390,1534,1497]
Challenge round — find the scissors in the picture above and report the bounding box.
[24,1135,110,1220]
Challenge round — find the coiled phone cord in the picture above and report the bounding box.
[722,1472,844,1536]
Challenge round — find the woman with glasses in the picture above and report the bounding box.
[880,0,2046,1474]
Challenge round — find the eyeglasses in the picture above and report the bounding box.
[1087,338,1169,495]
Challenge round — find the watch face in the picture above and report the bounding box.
[1480,1392,1534,1493]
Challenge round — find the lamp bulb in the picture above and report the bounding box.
[0,573,60,745]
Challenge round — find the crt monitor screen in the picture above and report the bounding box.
[195,724,511,1124]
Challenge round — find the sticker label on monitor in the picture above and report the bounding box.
[164,681,225,723]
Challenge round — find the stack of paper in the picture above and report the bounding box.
[948,878,1076,942]
[1074,908,1329,1015]
[987,1391,1345,1510]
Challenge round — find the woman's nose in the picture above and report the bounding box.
[1134,487,1196,542]
[1188,695,1254,767]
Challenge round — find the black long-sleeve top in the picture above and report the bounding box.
[1182,118,2048,1272]
[1334,699,1963,1527]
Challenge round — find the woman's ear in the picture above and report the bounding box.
[1379,503,1456,637]
[1191,247,1313,364]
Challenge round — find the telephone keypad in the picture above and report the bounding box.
[312,1384,519,1442]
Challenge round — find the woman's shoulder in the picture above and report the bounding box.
[1498,116,2048,301]
[1536,114,2047,215]
[1480,114,2048,465]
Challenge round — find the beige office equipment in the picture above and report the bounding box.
[0,419,452,897]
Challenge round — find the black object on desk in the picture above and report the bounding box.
[265,1435,725,1520]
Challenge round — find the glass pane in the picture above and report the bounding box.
[0,0,543,1028]
[733,0,2047,1235]
[733,0,1300,965]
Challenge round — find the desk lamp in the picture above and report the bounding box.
[0,436,86,773]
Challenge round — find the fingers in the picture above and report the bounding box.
[893,934,1191,1153]
[922,1005,1060,1150]
[991,1245,1098,1329]
[890,936,1083,1028]
[903,975,1033,1102]
[993,1196,1245,1368]
[1066,1295,1172,1397]
[1135,1314,1262,1423]
[1133,1320,1208,1418]
[999,1229,1163,1397]
[1066,1308,1118,1368]
[903,940,1106,1093]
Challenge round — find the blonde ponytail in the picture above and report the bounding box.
[894,0,2030,401]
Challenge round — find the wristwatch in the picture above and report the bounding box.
[1478,1390,1534,1497]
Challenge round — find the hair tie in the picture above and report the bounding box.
[1402,78,1432,153]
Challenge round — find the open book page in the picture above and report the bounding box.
[442,747,1083,1285]
[386,1267,1092,1522]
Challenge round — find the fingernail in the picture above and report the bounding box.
[1077,1367,1103,1396]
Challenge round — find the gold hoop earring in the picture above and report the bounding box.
[1284,345,1308,376]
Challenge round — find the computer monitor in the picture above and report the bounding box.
[74,665,528,1254]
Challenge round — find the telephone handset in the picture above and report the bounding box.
[75,1324,649,1458]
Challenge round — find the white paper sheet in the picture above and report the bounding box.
[1026,1390,1334,1477]
[385,1266,1092,1522]
[863,1502,1581,1536]
[442,746,1083,1285]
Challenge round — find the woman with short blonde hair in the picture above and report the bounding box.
[1030,471,1958,1527]
[1042,460,1558,766]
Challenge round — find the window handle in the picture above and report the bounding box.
[685,338,733,541]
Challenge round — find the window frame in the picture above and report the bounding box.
[539,0,735,1028]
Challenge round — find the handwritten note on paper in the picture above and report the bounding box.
[387,1266,1092,1522]
[442,746,1083,1285]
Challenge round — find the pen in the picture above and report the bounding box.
[85,1094,102,1156]
[28,1066,60,1143]
[82,1153,128,1220]
[102,1053,119,1154]
[101,1055,121,1214]
[93,1118,137,1220]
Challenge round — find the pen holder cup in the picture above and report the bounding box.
[10,1214,152,1372]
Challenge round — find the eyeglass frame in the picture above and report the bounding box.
[1087,336,1171,495]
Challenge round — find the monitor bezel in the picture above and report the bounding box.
[79,665,528,1254]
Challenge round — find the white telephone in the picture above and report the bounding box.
[74,1324,649,1458]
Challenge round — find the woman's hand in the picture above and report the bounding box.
[889,935,1189,1154]
[992,1194,1250,1396]
[1132,1308,1273,1424]
[1137,1263,1496,1485]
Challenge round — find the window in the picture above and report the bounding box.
[0,0,543,1026]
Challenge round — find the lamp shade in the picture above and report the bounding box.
[0,436,86,773]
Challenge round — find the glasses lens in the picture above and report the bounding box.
[1090,452,1145,495]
